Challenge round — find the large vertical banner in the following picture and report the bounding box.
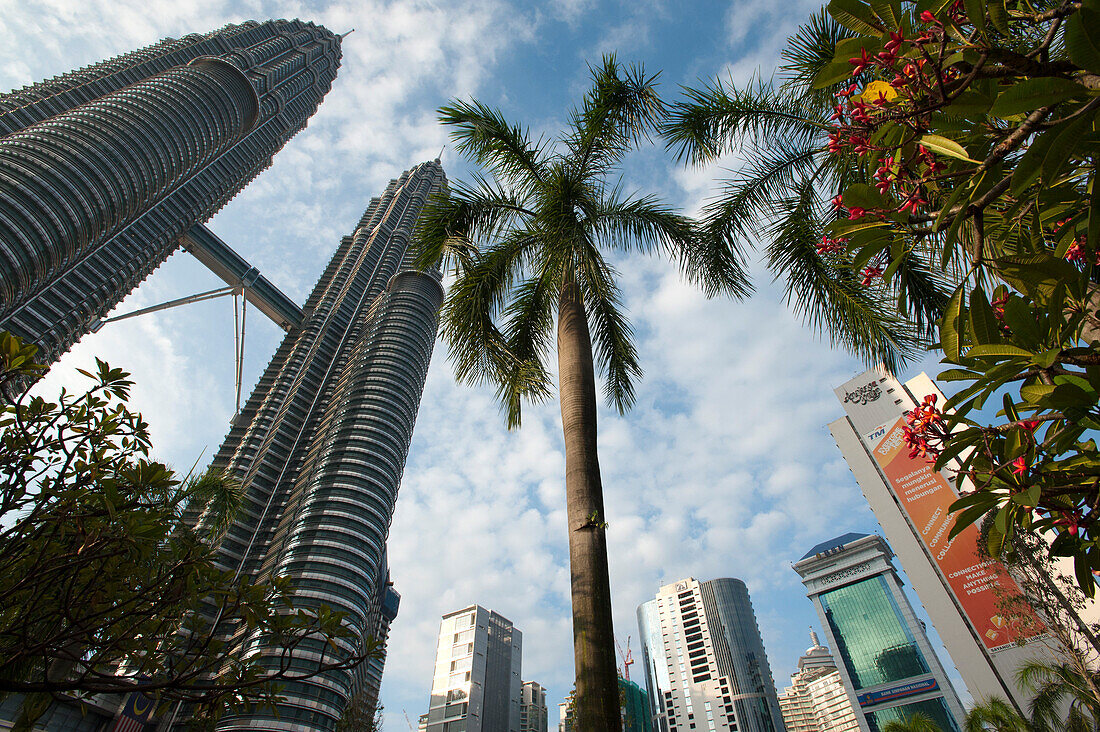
[868,415,1044,651]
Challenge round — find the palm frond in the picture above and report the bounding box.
[583,187,691,257]
[497,254,560,428]
[568,54,665,179]
[575,240,641,414]
[964,697,1031,732]
[698,143,824,247]
[183,469,244,537]
[440,232,539,389]
[439,98,549,187]
[779,8,855,114]
[414,176,536,272]
[765,177,923,370]
[663,75,825,165]
[891,248,953,342]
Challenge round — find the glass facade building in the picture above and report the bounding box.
[637,577,786,732]
[793,534,966,732]
[186,161,447,731]
[0,20,341,365]
[819,576,930,689]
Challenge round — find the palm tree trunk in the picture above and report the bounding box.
[557,277,621,731]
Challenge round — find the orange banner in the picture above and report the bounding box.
[871,417,1044,651]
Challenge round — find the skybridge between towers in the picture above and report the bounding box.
[94,224,303,334]
[89,224,303,415]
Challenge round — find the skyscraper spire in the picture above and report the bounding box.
[0,20,342,365]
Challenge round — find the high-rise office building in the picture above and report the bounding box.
[637,577,786,732]
[794,533,966,732]
[521,681,549,732]
[829,369,1067,710]
[0,20,340,365]
[188,161,447,731]
[424,605,523,732]
[777,631,860,732]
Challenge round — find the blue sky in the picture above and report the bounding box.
[3,0,969,726]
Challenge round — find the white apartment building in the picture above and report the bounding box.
[777,631,859,732]
[424,605,522,732]
[521,681,548,732]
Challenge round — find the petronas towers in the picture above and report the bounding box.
[0,20,341,364]
[0,19,446,731]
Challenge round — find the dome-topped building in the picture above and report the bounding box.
[778,630,861,732]
[797,630,835,675]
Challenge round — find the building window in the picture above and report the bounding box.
[820,575,930,689]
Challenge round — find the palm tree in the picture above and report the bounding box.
[965,698,1033,732]
[415,56,750,729]
[1019,660,1100,731]
[882,712,944,732]
[962,660,1100,732]
[661,9,950,371]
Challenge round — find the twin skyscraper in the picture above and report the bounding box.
[0,19,444,731]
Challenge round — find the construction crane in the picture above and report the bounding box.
[616,635,635,681]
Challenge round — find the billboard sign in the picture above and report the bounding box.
[836,371,1044,652]
[856,677,939,707]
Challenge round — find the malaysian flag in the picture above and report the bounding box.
[108,691,156,732]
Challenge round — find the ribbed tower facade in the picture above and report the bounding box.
[192,161,447,730]
[0,20,341,364]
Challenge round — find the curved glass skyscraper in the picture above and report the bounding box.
[191,161,447,731]
[0,20,341,364]
[638,577,786,732]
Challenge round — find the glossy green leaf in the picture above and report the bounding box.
[964,0,986,37]
[915,0,954,14]
[943,91,993,118]
[1032,348,1061,369]
[840,182,890,210]
[870,0,901,27]
[1040,115,1095,185]
[989,77,1088,119]
[941,286,966,361]
[994,254,1082,301]
[968,287,1001,345]
[919,133,979,163]
[1089,159,1100,256]
[987,0,1009,34]
[828,0,886,34]
[813,36,878,88]
[1065,5,1100,73]
[966,344,1034,359]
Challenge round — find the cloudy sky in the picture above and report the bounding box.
[3,0,967,726]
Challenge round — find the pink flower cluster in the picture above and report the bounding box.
[903,394,945,461]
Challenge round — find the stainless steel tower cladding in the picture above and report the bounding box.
[0,20,341,364]
[191,161,447,730]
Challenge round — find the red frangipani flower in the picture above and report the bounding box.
[1011,456,1028,476]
